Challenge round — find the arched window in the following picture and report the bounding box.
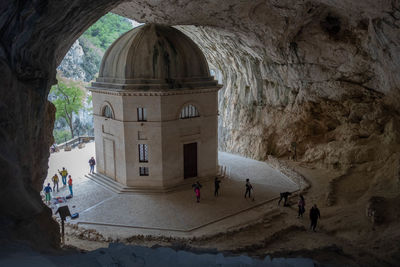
[180,104,199,119]
[103,105,113,119]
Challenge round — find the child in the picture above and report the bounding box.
[192,181,202,203]
[43,183,52,205]
[214,177,221,197]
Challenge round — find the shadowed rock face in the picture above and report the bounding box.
[0,0,125,249]
[116,0,400,199]
[0,0,399,249]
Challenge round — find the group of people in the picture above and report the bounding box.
[191,177,254,203]
[43,157,96,205]
[279,191,321,232]
[191,177,321,231]
[43,167,73,205]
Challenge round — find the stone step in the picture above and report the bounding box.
[85,173,123,194]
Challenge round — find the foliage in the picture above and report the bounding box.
[53,129,72,144]
[86,94,93,113]
[82,13,133,51]
[52,13,132,141]
[50,78,85,138]
[70,13,133,82]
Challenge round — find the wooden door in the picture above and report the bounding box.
[184,142,197,179]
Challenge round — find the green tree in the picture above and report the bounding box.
[53,129,72,144]
[75,13,133,82]
[82,13,133,51]
[50,79,85,138]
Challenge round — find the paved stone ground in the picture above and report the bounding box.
[44,143,298,235]
[218,152,299,193]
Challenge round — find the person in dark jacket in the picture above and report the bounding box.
[309,204,321,231]
[214,177,221,197]
[244,178,253,198]
[89,157,96,174]
[278,192,291,206]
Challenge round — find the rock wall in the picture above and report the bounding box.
[0,0,125,249]
[57,40,86,81]
[114,1,400,169]
[174,3,400,167]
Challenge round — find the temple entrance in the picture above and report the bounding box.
[184,142,198,179]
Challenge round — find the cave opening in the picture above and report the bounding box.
[1,1,400,265]
[43,11,303,252]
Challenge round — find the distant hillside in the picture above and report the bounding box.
[82,13,133,51]
[58,13,134,82]
[54,13,134,142]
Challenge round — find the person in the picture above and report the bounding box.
[43,183,52,205]
[298,194,305,218]
[52,173,59,192]
[309,204,321,232]
[68,175,73,196]
[89,157,96,174]
[192,181,202,203]
[278,191,291,206]
[244,178,252,199]
[58,167,68,186]
[214,177,221,197]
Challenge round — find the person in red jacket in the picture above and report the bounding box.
[68,175,73,196]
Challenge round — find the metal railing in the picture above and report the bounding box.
[55,136,94,150]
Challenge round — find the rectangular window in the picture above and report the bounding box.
[138,144,148,162]
[137,107,147,121]
[180,105,199,119]
[139,167,149,176]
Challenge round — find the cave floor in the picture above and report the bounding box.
[44,142,298,239]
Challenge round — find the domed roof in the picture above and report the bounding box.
[91,24,218,91]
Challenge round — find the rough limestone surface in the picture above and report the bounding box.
[0,0,399,250]
[114,1,400,165]
[0,0,125,249]
[57,40,86,81]
[115,0,400,197]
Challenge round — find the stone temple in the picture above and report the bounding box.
[89,24,221,189]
